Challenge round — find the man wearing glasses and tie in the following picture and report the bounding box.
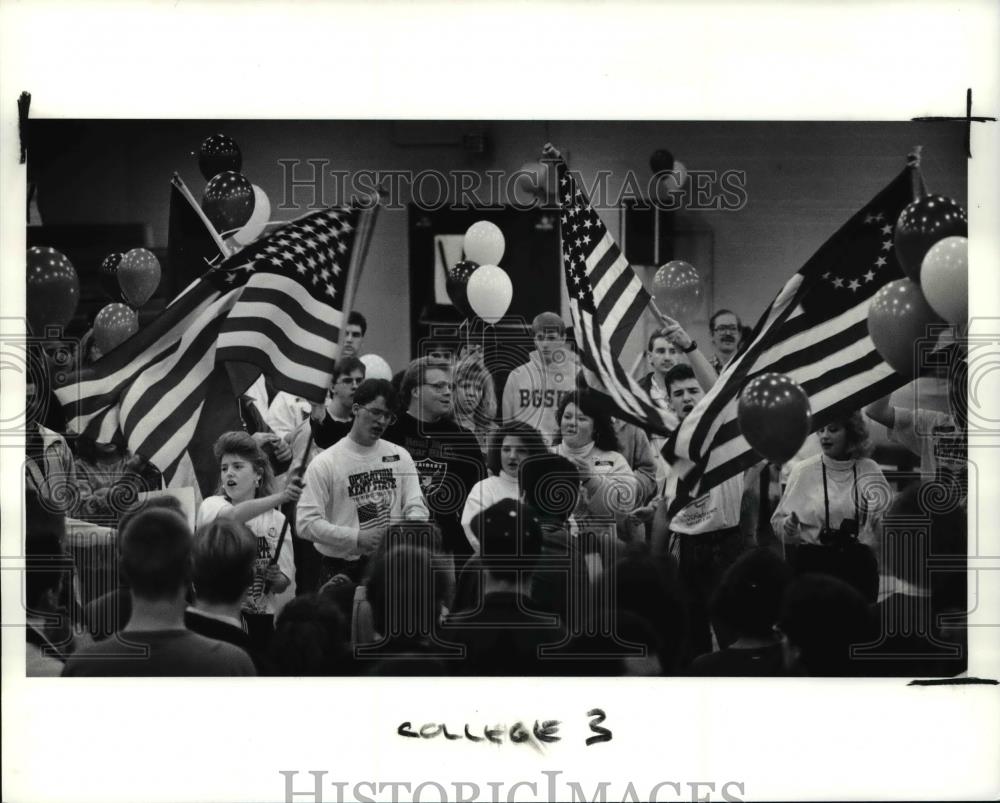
[383,357,487,566]
[708,309,742,374]
[297,379,428,585]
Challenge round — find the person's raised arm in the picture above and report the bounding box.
[653,310,718,392]
[218,472,303,524]
[864,394,896,430]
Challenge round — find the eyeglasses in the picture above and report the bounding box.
[712,324,739,333]
[423,381,455,393]
[358,406,397,424]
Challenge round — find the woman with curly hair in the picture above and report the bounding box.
[771,412,886,600]
[461,421,549,553]
[552,390,641,540]
[196,431,304,621]
[451,352,498,459]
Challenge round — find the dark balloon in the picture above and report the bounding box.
[446,259,478,319]
[26,246,80,335]
[99,252,125,302]
[649,149,675,174]
[738,373,811,463]
[201,171,255,235]
[867,278,944,378]
[198,133,243,180]
[893,194,967,282]
[118,248,161,308]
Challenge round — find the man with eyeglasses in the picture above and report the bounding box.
[708,309,742,374]
[383,357,487,563]
[297,379,428,584]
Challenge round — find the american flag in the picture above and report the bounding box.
[547,143,678,435]
[55,197,371,482]
[665,163,918,501]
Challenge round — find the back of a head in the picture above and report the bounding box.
[119,507,192,601]
[270,594,348,676]
[520,453,580,522]
[192,519,256,605]
[712,548,794,640]
[366,543,439,638]
[25,528,73,611]
[779,573,875,676]
[25,488,66,543]
[614,545,685,672]
[117,495,185,552]
[472,498,542,583]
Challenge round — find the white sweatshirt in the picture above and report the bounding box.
[461,471,520,553]
[296,436,429,560]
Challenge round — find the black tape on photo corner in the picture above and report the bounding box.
[19,91,31,164]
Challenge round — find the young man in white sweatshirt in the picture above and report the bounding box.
[296,379,429,584]
[501,311,578,445]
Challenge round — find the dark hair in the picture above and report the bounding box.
[212,430,275,497]
[710,309,741,331]
[486,421,548,477]
[25,488,66,543]
[646,328,677,354]
[353,378,398,410]
[711,548,793,639]
[347,310,368,336]
[398,357,451,412]
[472,499,542,583]
[664,362,697,396]
[365,544,442,642]
[269,593,349,676]
[551,390,620,452]
[778,574,875,676]
[25,530,73,610]
[116,495,185,553]
[519,453,580,522]
[119,507,193,601]
[333,355,366,382]
[74,435,126,465]
[191,519,256,605]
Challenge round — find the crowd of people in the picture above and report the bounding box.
[24,306,968,678]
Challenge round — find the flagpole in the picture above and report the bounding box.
[907,146,927,200]
[172,174,233,258]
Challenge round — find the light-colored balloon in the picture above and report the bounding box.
[656,160,688,197]
[920,236,968,325]
[463,221,505,266]
[466,264,513,324]
[233,185,271,246]
[360,353,393,380]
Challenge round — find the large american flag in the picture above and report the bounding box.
[665,164,918,500]
[55,197,370,481]
[547,143,678,435]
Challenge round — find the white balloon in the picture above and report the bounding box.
[656,160,688,197]
[920,235,968,325]
[233,185,271,246]
[360,353,393,380]
[466,264,513,324]
[463,221,505,266]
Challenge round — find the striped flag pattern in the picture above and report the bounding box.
[547,143,678,435]
[665,165,917,500]
[55,204,364,481]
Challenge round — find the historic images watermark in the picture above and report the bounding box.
[276,162,749,213]
[280,769,747,803]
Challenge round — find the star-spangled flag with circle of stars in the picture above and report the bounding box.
[664,161,919,502]
[544,143,679,435]
[55,202,366,482]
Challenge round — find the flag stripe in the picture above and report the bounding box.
[217,309,339,375]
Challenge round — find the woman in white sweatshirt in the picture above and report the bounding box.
[771,412,887,600]
[461,421,549,552]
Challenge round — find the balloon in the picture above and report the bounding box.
[655,160,688,199]
[920,236,968,325]
[514,161,550,204]
[738,373,812,463]
[867,278,944,377]
[26,246,80,335]
[232,185,271,246]
[118,248,161,307]
[99,252,126,302]
[198,133,243,180]
[446,259,478,318]
[894,194,967,282]
[466,264,513,324]
[202,171,255,235]
[463,221,505,266]
[653,259,701,319]
[93,303,139,355]
[649,149,675,174]
[359,353,393,381]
